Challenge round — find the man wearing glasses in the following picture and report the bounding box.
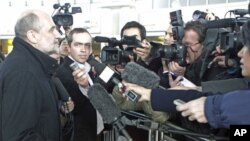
[168,21,240,86]
[166,20,242,138]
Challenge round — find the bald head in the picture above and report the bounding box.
[14,10,60,56]
[15,10,48,39]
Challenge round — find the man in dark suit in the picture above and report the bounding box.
[56,28,103,141]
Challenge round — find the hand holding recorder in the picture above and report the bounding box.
[70,62,89,88]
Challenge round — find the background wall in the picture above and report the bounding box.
[0,0,249,39]
[0,0,249,54]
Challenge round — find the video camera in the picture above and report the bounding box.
[150,10,187,66]
[95,35,142,65]
[220,31,242,58]
[205,7,249,57]
[52,3,82,27]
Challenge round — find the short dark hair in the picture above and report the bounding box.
[241,20,250,49]
[184,21,207,43]
[59,37,66,46]
[66,28,91,47]
[120,21,146,41]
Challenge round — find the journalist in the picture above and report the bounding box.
[112,21,170,123]
[160,20,242,91]
[119,21,162,73]
[56,28,104,141]
[122,19,250,129]
[58,37,70,63]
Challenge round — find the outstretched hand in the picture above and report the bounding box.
[176,97,208,123]
[122,81,152,102]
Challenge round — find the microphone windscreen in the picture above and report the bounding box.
[52,77,70,102]
[88,84,121,124]
[121,62,160,89]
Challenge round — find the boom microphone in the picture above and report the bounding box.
[88,84,132,141]
[121,62,160,89]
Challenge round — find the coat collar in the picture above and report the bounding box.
[13,37,59,76]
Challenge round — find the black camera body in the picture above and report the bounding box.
[52,3,82,27]
[149,10,187,67]
[170,10,184,42]
[101,47,131,65]
[220,31,243,57]
[150,42,187,67]
[53,14,73,27]
[95,35,141,65]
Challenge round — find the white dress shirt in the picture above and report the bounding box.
[69,56,104,134]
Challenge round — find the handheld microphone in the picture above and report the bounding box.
[52,77,70,102]
[121,62,160,89]
[87,56,141,102]
[88,84,132,141]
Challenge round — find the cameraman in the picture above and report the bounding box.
[119,21,162,73]
[167,21,241,88]
[158,23,186,88]
[122,20,250,128]
[124,21,250,128]
[111,21,170,124]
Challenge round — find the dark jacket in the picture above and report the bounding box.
[185,47,242,86]
[0,37,61,141]
[56,57,97,141]
[150,88,250,129]
[206,90,250,128]
[150,88,223,135]
[137,57,162,74]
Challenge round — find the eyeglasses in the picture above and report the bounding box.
[183,42,200,52]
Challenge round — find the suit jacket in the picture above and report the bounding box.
[56,57,97,141]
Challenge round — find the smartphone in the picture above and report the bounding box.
[173,99,186,106]
[69,62,80,71]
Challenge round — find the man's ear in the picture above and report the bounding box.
[26,30,39,44]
